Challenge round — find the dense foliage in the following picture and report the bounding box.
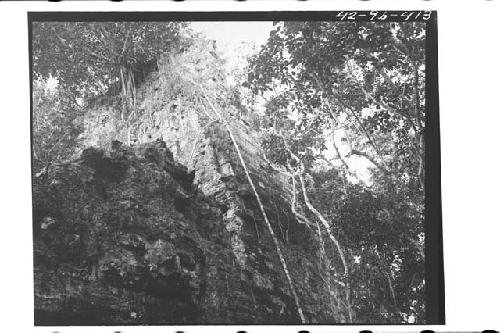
[246,21,426,323]
[32,81,83,172]
[32,21,428,323]
[32,22,189,168]
[33,22,188,100]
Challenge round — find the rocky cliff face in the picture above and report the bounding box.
[33,43,344,324]
[33,139,340,324]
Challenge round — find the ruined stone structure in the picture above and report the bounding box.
[33,43,345,324]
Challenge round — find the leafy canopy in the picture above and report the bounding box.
[246,21,426,323]
[33,22,189,100]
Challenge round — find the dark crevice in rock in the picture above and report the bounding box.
[34,135,336,324]
[80,147,128,183]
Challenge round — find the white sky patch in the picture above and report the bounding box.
[189,22,374,185]
[190,21,273,56]
[46,76,59,92]
[190,22,273,83]
[361,107,375,118]
[323,127,374,186]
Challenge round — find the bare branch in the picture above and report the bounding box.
[296,164,353,322]
[185,74,307,323]
[296,164,348,276]
[311,73,385,161]
[349,149,391,176]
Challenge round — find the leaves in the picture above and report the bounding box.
[247,21,426,323]
[32,81,84,172]
[32,22,189,168]
[32,22,188,101]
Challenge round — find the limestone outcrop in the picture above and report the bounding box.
[33,137,340,324]
[33,42,344,324]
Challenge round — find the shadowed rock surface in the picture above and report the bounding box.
[33,138,340,325]
[32,43,347,325]
[31,23,431,325]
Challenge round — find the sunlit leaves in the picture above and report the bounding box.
[32,22,187,101]
[246,21,426,323]
[32,81,84,171]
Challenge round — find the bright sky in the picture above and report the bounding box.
[190,21,273,55]
[190,22,274,75]
[45,22,373,185]
[190,21,373,185]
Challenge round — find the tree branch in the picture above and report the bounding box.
[311,73,385,161]
[296,164,353,322]
[349,149,391,176]
[184,72,306,323]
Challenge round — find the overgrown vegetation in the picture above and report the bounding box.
[245,21,425,323]
[32,81,83,172]
[32,22,189,166]
[32,21,426,323]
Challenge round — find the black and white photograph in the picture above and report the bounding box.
[29,12,443,326]
[4,0,500,332]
